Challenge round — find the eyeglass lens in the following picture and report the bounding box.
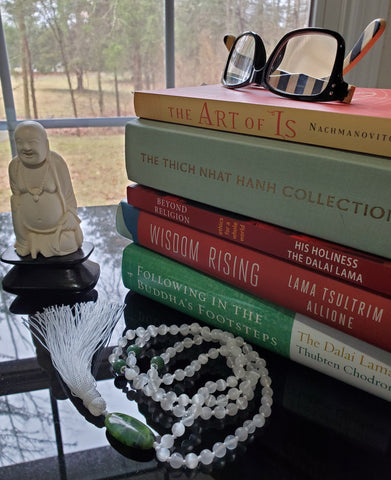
[267,33,338,96]
[224,35,256,86]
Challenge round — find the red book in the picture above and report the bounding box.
[117,200,391,352]
[127,184,391,297]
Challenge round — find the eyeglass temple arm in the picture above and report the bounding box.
[223,18,386,75]
[343,18,386,75]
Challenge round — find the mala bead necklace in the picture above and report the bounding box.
[108,322,273,470]
[26,302,273,471]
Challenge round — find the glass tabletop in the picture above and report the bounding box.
[0,205,390,480]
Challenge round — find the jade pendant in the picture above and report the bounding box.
[105,412,155,449]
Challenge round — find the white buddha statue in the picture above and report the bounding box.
[8,121,83,259]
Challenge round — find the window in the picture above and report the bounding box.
[0,1,319,212]
[174,0,311,88]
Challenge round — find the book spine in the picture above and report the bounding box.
[117,202,391,351]
[125,118,391,259]
[127,184,391,297]
[134,90,391,157]
[122,243,391,402]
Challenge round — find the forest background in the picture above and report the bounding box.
[0,0,310,212]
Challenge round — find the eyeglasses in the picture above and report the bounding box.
[221,18,386,103]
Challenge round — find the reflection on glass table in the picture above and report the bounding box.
[0,205,391,480]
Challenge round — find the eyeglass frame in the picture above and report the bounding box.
[221,27,354,103]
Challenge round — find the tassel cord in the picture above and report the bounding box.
[25,301,125,416]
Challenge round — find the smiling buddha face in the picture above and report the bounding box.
[14,121,49,167]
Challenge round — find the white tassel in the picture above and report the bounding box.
[26,301,125,416]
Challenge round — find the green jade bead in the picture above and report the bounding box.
[112,359,126,374]
[126,344,141,356]
[105,412,155,449]
[150,355,164,372]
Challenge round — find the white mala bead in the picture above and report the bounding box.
[110,322,273,469]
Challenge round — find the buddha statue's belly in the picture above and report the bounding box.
[21,192,64,231]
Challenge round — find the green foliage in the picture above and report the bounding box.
[1,0,310,86]
[0,0,310,116]
[103,42,124,72]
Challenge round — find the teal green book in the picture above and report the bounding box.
[122,243,391,402]
[125,118,391,259]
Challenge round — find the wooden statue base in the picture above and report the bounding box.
[1,242,100,296]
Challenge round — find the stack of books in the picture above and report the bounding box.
[116,83,391,402]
